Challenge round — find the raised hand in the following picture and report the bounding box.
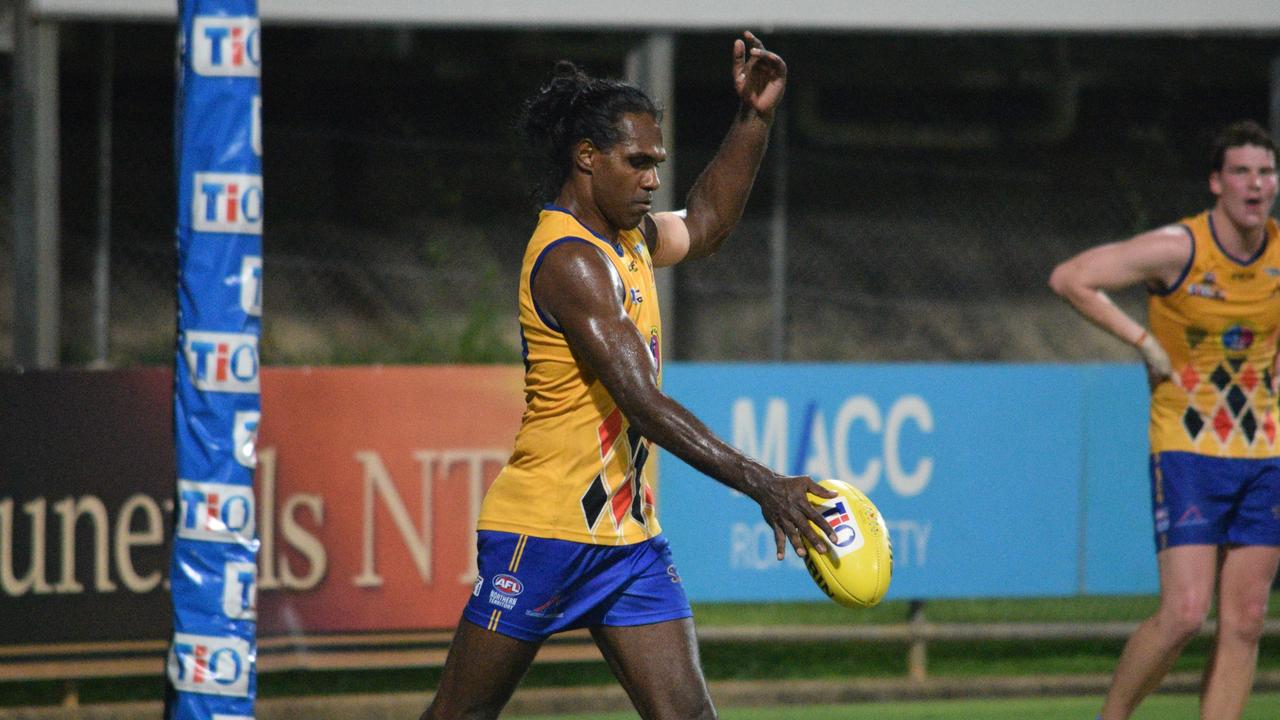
[732,31,787,120]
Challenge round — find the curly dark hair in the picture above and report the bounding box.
[1209,120,1276,173]
[519,61,661,204]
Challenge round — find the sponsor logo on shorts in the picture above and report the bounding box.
[1175,505,1208,528]
[1154,507,1170,533]
[493,574,523,596]
[525,593,565,619]
[472,575,484,597]
[666,564,682,583]
[488,573,522,610]
[488,590,516,610]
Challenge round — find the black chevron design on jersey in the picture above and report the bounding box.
[581,473,608,530]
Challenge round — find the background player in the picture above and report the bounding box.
[421,32,839,720]
[1049,120,1280,720]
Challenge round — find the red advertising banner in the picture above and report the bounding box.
[253,366,524,634]
[1,366,525,671]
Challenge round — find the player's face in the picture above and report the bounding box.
[591,113,666,232]
[1210,144,1278,233]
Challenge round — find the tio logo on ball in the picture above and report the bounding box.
[820,499,864,558]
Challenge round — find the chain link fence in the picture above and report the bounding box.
[3,26,1278,369]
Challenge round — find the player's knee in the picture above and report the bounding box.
[1220,599,1268,644]
[1158,593,1211,640]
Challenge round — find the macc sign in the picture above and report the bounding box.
[659,363,1154,602]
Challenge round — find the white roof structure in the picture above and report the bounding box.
[29,0,1280,32]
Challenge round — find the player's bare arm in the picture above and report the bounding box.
[645,31,786,267]
[534,238,837,559]
[1049,226,1191,386]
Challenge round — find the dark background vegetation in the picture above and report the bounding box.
[3,26,1279,367]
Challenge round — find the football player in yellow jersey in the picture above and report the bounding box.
[1050,121,1280,720]
[421,32,838,720]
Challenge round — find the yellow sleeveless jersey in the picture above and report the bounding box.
[478,205,664,545]
[1149,211,1280,457]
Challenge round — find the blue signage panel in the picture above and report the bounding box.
[659,363,1157,603]
[170,2,263,719]
[1081,364,1156,594]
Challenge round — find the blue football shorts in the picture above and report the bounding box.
[1150,451,1280,551]
[462,530,693,642]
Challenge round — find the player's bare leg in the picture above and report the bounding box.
[590,618,717,720]
[1100,545,1218,720]
[420,619,542,720]
[1200,545,1280,720]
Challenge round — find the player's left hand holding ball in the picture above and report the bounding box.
[802,479,894,608]
[745,471,840,561]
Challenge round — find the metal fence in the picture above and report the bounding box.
[4,26,1279,369]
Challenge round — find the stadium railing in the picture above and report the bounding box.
[11,610,1280,707]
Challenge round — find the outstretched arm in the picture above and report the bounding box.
[647,31,786,267]
[535,239,837,559]
[1048,226,1191,387]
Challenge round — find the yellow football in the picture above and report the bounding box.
[802,479,893,608]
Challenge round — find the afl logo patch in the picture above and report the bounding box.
[492,574,523,596]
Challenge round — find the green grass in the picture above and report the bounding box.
[513,692,1280,720]
[691,592,1279,626]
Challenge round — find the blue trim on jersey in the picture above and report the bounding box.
[543,203,625,257]
[519,326,530,372]
[1149,225,1195,297]
[1210,211,1267,266]
[464,531,692,642]
[529,236,595,333]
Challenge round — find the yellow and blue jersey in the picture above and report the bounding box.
[477,205,664,545]
[1148,210,1280,458]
